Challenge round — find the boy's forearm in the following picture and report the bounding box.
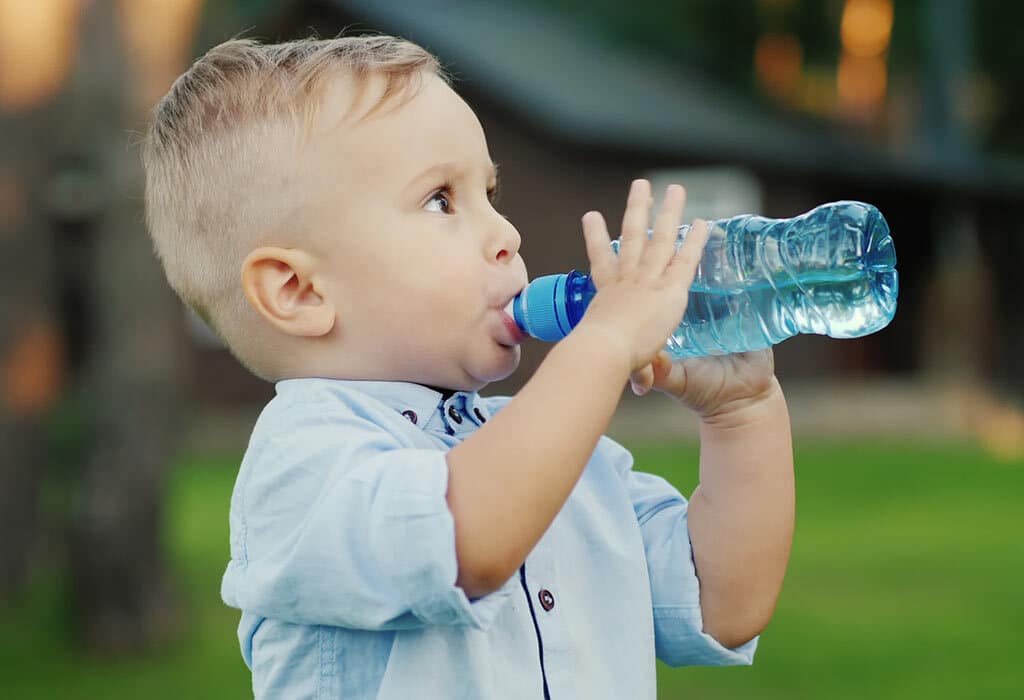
[687,379,795,648]
[446,326,630,598]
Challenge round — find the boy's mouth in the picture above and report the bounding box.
[498,309,526,346]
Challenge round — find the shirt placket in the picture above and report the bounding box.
[521,531,570,698]
[440,393,483,439]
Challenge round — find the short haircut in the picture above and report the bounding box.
[141,35,444,379]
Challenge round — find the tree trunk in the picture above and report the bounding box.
[0,95,62,601]
[61,0,190,652]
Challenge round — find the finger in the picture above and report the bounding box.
[651,352,689,395]
[640,184,687,279]
[581,210,616,285]
[616,179,651,274]
[630,363,654,396]
[667,218,710,290]
[649,351,672,386]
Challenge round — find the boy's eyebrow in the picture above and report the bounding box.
[405,161,501,193]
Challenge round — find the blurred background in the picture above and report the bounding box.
[1,0,1022,698]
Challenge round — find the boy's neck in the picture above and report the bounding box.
[422,383,457,401]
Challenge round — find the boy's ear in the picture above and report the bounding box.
[241,247,336,337]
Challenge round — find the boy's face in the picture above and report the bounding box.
[307,72,529,391]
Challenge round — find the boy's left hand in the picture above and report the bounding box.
[629,348,778,418]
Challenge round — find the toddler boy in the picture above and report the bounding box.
[142,35,794,699]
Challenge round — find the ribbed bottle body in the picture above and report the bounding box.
[511,201,898,357]
[662,201,898,358]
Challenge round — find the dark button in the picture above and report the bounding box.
[473,407,487,423]
[401,410,418,425]
[447,405,463,424]
[538,589,555,611]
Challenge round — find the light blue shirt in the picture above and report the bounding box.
[221,378,756,699]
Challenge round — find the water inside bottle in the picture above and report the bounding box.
[664,202,898,357]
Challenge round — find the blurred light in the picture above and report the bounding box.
[2,318,65,416]
[755,33,803,99]
[976,405,1024,463]
[837,53,887,111]
[836,0,892,120]
[954,386,1024,463]
[840,0,893,58]
[117,0,204,113]
[0,0,82,110]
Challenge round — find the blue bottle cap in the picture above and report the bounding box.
[514,273,574,342]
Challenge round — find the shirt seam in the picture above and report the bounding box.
[635,499,679,527]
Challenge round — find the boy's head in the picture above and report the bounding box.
[143,36,527,390]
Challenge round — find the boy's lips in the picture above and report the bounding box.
[499,309,526,346]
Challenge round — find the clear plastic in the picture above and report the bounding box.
[510,201,898,357]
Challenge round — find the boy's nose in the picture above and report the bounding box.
[489,216,521,264]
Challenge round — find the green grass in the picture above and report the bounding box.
[641,439,1024,700]
[2,440,1021,699]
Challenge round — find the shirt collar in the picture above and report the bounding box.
[275,378,490,432]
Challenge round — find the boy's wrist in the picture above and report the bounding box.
[698,377,785,429]
[563,321,633,381]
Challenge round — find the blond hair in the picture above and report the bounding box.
[141,35,444,380]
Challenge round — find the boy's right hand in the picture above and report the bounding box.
[578,179,709,374]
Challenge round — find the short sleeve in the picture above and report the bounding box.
[601,437,758,666]
[221,400,517,632]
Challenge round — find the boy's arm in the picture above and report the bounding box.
[447,180,708,599]
[445,325,630,597]
[687,379,795,648]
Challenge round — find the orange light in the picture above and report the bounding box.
[755,33,803,99]
[841,0,894,58]
[2,318,65,416]
[117,0,204,113]
[838,53,887,111]
[0,0,82,110]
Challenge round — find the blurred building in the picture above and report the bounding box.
[182,0,1024,411]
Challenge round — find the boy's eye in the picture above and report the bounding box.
[425,188,452,214]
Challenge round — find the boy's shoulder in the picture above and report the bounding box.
[247,378,434,449]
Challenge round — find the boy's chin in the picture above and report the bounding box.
[469,346,521,387]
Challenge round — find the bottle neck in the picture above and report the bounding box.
[564,270,598,328]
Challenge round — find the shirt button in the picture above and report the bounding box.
[538,589,555,611]
[473,407,487,423]
[447,405,463,424]
[401,410,418,425]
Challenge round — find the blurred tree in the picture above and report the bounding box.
[0,112,60,599]
[52,0,192,651]
[0,0,76,601]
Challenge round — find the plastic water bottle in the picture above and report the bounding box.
[506,201,898,358]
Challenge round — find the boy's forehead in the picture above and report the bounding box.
[320,73,490,182]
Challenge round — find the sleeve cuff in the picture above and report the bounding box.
[653,605,759,667]
[370,450,517,630]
